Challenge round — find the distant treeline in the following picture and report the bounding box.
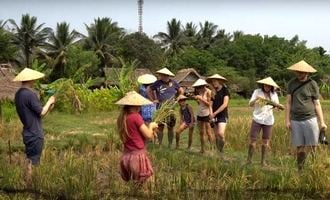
[1,15,330,96]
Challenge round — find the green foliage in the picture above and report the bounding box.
[8,14,51,68]
[170,47,226,75]
[120,32,165,70]
[0,28,17,63]
[65,45,100,83]
[43,78,83,113]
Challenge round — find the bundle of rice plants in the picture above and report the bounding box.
[152,99,177,123]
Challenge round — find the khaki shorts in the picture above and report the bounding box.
[291,117,319,147]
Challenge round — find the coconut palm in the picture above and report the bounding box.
[8,14,51,68]
[197,21,218,49]
[84,17,124,72]
[45,22,82,80]
[183,22,198,47]
[154,18,185,57]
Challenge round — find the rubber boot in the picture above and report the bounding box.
[246,144,255,164]
[168,127,174,148]
[261,145,267,166]
[297,152,306,171]
[216,138,225,153]
[175,133,180,149]
[158,130,163,146]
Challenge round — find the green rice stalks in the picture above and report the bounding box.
[152,98,177,123]
[256,98,284,110]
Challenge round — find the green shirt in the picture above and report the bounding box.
[287,78,319,121]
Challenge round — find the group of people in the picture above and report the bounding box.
[13,60,327,187]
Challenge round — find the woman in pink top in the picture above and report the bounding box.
[116,91,158,184]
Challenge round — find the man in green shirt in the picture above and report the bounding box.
[285,60,327,170]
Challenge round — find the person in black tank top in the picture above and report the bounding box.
[207,74,230,155]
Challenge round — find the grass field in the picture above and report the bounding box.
[0,99,329,199]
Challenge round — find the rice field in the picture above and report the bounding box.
[0,99,329,199]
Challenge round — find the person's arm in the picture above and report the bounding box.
[139,122,158,139]
[41,96,56,117]
[213,95,229,116]
[285,95,292,129]
[314,99,327,130]
[249,90,258,107]
[177,87,184,95]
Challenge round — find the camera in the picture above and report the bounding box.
[319,128,328,145]
[209,118,216,128]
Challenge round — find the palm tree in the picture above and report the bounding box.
[84,17,124,72]
[183,22,197,47]
[233,31,244,41]
[154,18,185,57]
[8,14,51,68]
[45,22,82,80]
[197,21,218,49]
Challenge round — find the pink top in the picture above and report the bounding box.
[124,112,145,152]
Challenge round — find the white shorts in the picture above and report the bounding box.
[291,117,319,147]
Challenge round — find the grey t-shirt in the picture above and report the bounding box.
[287,78,319,121]
[15,88,44,138]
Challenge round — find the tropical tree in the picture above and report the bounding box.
[197,21,218,49]
[45,22,82,80]
[0,20,17,62]
[182,22,198,47]
[84,17,124,74]
[8,14,51,68]
[154,18,185,57]
[120,32,164,70]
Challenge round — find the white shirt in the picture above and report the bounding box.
[249,89,279,126]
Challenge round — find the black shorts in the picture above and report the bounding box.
[214,117,228,124]
[197,115,210,122]
[158,114,176,128]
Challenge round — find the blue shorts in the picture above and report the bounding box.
[23,136,44,165]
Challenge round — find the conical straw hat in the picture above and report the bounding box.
[115,91,153,106]
[206,74,227,82]
[287,60,317,73]
[156,68,175,77]
[137,74,157,84]
[177,94,188,101]
[192,79,208,87]
[256,77,279,88]
[13,68,45,82]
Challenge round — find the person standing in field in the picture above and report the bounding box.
[246,77,284,166]
[137,74,157,125]
[207,74,230,155]
[285,60,327,170]
[192,79,213,154]
[13,68,56,184]
[149,67,184,147]
[116,91,158,185]
[175,95,195,150]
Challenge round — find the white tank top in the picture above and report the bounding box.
[197,89,210,117]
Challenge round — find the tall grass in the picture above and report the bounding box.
[0,100,329,199]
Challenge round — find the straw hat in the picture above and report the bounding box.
[206,74,227,82]
[192,79,208,87]
[256,77,279,88]
[156,67,175,77]
[287,60,317,73]
[177,94,188,101]
[13,68,45,82]
[115,91,153,106]
[137,74,157,84]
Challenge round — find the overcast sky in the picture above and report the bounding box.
[1,0,330,52]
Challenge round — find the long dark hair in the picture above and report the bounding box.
[260,84,275,93]
[117,105,130,142]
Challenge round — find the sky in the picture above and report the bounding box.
[1,0,330,51]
